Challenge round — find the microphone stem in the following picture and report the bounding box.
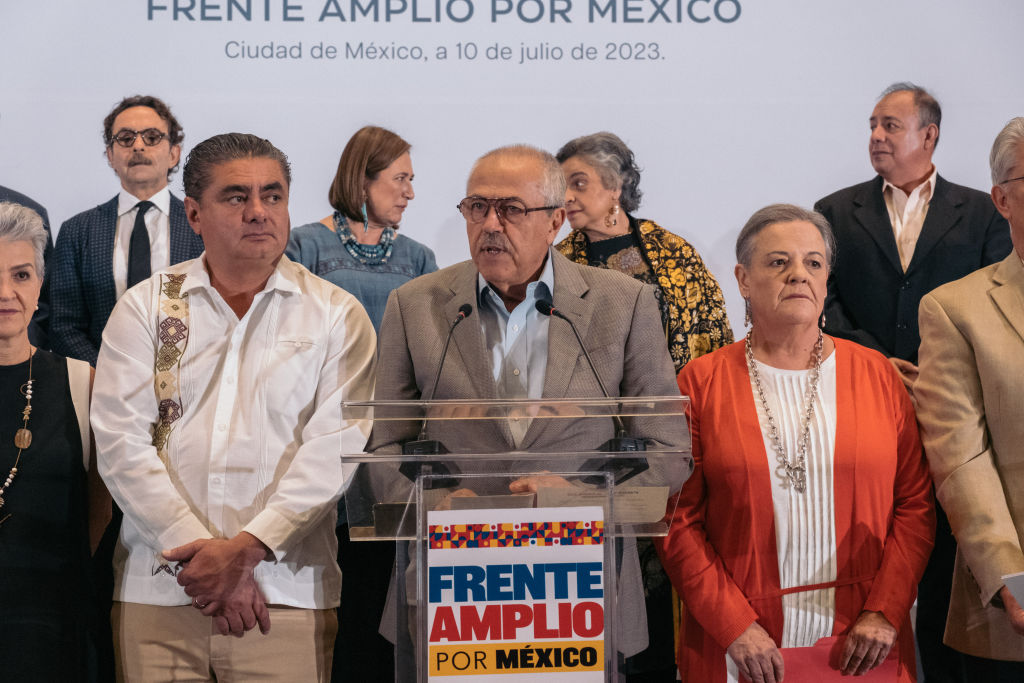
[549,307,628,438]
[418,310,468,441]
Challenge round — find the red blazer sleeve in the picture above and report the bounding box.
[655,359,759,650]
[860,357,935,626]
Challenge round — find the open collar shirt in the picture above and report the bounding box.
[883,165,938,271]
[476,249,555,396]
[92,254,377,608]
[477,251,555,445]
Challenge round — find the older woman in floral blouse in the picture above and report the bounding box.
[555,131,732,371]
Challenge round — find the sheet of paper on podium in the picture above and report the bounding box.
[775,636,899,682]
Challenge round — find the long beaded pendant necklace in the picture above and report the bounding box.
[745,328,823,494]
[0,350,34,526]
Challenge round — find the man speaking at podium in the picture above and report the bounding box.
[366,144,690,661]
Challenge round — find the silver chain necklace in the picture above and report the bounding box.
[745,328,824,494]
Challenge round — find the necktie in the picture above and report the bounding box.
[127,200,154,289]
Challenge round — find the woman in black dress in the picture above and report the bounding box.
[0,201,109,681]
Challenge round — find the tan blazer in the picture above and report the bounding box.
[916,252,1024,659]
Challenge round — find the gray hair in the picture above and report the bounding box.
[0,202,47,277]
[990,117,1024,186]
[736,204,835,269]
[555,132,643,213]
[879,82,942,147]
[183,133,291,200]
[469,145,566,208]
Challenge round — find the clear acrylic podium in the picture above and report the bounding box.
[341,396,691,683]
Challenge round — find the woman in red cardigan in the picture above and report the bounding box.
[656,204,934,683]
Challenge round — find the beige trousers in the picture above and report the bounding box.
[113,602,337,682]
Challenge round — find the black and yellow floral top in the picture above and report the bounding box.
[556,215,733,371]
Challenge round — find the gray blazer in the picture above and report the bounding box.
[367,251,691,657]
[367,252,689,457]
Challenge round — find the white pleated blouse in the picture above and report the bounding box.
[754,352,839,646]
[726,352,840,682]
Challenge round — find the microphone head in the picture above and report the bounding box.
[535,299,554,316]
[458,303,473,319]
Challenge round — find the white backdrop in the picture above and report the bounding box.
[2,0,1023,336]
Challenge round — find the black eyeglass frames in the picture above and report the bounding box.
[111,128,168,148]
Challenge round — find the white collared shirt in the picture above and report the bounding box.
[113,185,173,298]
[883,166,938,271]
[92,254,377,608]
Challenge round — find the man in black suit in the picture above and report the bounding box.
[50,95,204,366]
[0,185,52,347]
[815,82,1011,683]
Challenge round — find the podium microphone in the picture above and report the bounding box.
[401,304,473,486]
[422,303,473,431]
[535,299,648,484]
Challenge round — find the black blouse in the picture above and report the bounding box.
[0,348,89,680]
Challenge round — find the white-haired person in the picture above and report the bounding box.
[0,201,109,680]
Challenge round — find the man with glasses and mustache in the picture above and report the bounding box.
[366,145,690,664]
[49,94,204,682]
[50,94,204,366]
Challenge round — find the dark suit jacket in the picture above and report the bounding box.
[0,185,53,348]
[816,175,1010,362]
[50,194,204,365]
[366,251,691,656]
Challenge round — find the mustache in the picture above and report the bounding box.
[478,233,510,250]
[128,155,152,166]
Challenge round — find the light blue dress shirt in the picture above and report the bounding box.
[476,250,556,445]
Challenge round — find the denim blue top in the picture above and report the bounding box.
[286,221,439,332]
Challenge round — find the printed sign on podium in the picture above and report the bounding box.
[341,396,692,682]
[426,506,607,680]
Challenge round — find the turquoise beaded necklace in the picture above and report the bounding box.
[333,211,395,265]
